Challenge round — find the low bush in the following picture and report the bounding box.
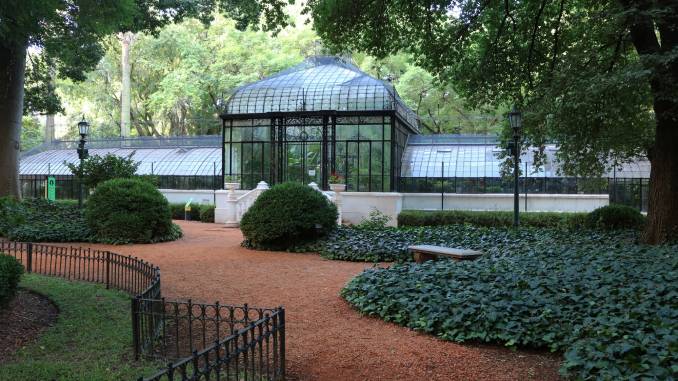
[355,208,392,230]
[398,210,588,228]
[342,235,678,379]
[0,254,24,308]
[199,204,215,223]
[241,182,337,249]
[169,203,201,221]
[85,178,181,244]
[586,204,645,230]
[1,198,92,242]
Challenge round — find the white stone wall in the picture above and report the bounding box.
[341,192,609,226]
[166,187,610,226]
[160,189,247,206]
[341,192,403,227]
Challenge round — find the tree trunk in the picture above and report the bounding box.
[120,32,134,138]
[0,40,27,199]
[642,104,678,244]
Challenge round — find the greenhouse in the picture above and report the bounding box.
[221,56,418,191]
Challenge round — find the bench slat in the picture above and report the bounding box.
[408,245,483,263]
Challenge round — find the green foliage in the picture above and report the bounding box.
[307,1,676,177]
[0,254,24,308]
[398,210,588,229]
[66,153,140,190]
[20,116,44,151]
[356,53,504,134]
[0,274,161,380]
[356,208,392,230]
[293,224,646,263]
[586,204,646,230]
[57,16,315,137]
[0,198,92,242]
[199,204,215,223]
[241,182,338,249]
[85,178,179,244]
[169,203,201,221]
[0,197,25,237]
[341,231,678,380]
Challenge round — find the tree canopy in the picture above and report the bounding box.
[307,0,678,243]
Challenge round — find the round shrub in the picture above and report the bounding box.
[240,182,338,249]
[0,254,24,308]
[85,178,180,243]
[586,204,645,230]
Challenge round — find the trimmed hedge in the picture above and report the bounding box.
[586,204,645,230]
[199,204,215,223]
[169,203,201,221]
[398,209,588,228]
[0,254,24,308]
[85,178,181,243]
[241,182,338,249]
[341,230,678,380]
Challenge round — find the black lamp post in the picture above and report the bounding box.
[508,106,522,227]
[76,116,90,208]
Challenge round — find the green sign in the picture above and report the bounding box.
[47,177,56,201]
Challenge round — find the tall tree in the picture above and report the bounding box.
[0,0,290,198]
[308,0,678,243]
[119,32,135,138]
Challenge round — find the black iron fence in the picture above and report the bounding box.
[0,241,160,298]
[398,176,649,212]
[139,302,285,381]
[20,175,221,199]
[0,240,286,380]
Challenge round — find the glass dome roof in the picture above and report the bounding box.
[401,135,651,178]
[20,136,222,176]
[224,56,420,131]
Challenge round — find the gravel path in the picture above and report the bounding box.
[93,221,562,381]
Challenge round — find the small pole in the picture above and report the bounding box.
[132,296,140,360]
[513,134,520,227]
[524,161,528,212]
[105,251,111,289]
[279,307,286,380]
[441,161,444,211]
[27,243,33,273]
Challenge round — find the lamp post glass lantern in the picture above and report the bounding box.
[508,106,522,227]
[77,117,90,208]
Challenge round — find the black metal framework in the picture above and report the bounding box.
[0,240,286,380]
[222,111,412,192]
[138,300,285,381]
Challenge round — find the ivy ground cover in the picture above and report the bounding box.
[339,226,677,379]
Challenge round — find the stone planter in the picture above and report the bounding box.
[224,182,241,191]
[329,183,346,192]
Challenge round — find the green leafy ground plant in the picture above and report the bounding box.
[0,275,160,380]
[340,227,678,380]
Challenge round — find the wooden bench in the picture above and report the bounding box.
[408,245,484,264]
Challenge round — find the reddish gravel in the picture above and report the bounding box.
[91,221,562,381]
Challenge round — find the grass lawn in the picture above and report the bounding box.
[0,274,161,381]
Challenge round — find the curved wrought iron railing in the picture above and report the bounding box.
[0,240,285,381]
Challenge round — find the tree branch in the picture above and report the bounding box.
[527,0,548,88]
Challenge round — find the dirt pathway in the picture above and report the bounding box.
[93,221,561,381]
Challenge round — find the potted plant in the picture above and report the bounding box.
[328,172,346,192]
[224,175,240,191]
